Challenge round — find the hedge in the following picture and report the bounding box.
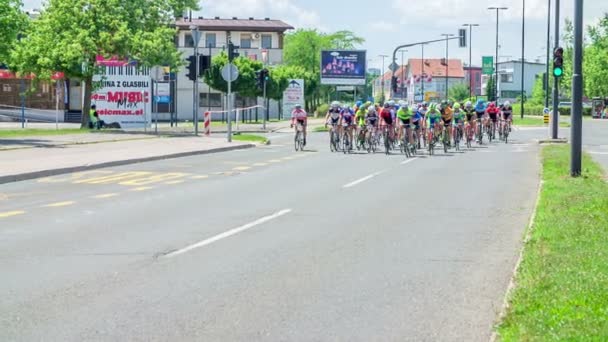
[513,104,593,116]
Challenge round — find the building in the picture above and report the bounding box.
[464,66,482,97]
[493,60,546,102]
[175,17,294,120]
[405,59,465,103]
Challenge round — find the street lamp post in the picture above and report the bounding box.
[441,33,454,101]
[463,24,480,99]
[488,6,508,102]
[379,54,388,101]
[551,0,561,139]
[189,25,201,135]
[400,49,407,99]
[521,0,526,118]
[545,0,551,108]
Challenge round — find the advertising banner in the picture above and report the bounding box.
[482,56,494,75]
[282,79,305,116]
[320,50,366,85]
[92,68,151,128]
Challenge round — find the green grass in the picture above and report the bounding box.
[231,133,268,144]
[0,128,88,138]
[313,126,329,132]
[497,145,608,341]
[513,116,570,127]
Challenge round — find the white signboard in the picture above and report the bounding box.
[92,67,151,128]
[336,86,355,91]
[282,79,305,116]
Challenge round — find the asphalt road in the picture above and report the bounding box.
[0,126,543,341]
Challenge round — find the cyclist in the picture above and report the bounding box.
[474,99,486,143]
[340,105,356,148]
[412,107,424,147]
[452,103,465,145]
[365,105,379,142]
[426,103,442,143]
[291,104,308,146]
[440,102,454,145]
[380,102,395,141]
[501,100,513,133]
[325,101,342,141]
[486,101,500,135]
[397,101,414,146]
[355,102,370,143]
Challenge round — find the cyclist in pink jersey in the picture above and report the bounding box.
[291,104,308,146]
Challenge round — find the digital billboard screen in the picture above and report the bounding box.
[320,50,367,85]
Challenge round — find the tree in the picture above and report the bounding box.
[584,13,608,97]
[485,76,497,102]
[0,0,28,65]
[204,52,262,97]
[328,30,365,49]
[448,83,470,102]
[530,74,552,105]
[10,0,197,127]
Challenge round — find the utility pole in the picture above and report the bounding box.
[463,24,480,99]
[571,0,583,176]
[521,0,526,118]
[400,50,407,99]
[189,25,201,135]
[551,0,561,139]
[488,7,508,102]
[441,33,454,100]
[545,0,552,108]
[379,54,388,101]
[421,44,425,102]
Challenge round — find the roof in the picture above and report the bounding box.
[407,59,465,78]
[497,59,546,66]
[175,18,294,32]
[378,66,408,82]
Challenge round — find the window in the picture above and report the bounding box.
[240,35,252,48]
[205,33,216,48]
[500,73,513,83]
[2,84,11,92]
[501,90,521,99]
[41,83,50,93]
[200,93,222,107]
[261,34,272,49]
[184,33,194,47]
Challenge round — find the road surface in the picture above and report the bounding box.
[0,127,543,341]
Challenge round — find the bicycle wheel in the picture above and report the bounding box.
[384,130,390,155]
[329,131,336,152]
[294,132,301,151]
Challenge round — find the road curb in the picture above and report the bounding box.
[537,138,568,144]
[0,143,255,185]
[490,175,545,342]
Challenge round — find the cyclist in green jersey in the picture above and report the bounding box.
[452,103,465,144]
[355,102,370,143]
[426,103,442,142]
[397,101,414,146]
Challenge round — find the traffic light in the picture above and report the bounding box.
[391,76,398,93]
[255,70,263,89]
[228,41,239,61]
[186,55,197,81]
[458,28,467,48]
[199,55,211,76]
[553,47,564,77]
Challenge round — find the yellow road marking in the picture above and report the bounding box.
[38,170,113,184]
[0,210,25,218]
[92,193,119,199]
[43,201,75,208]
[165,180,185,185]
[232,166,251,171]
[119,172,189,186]
[130,186,153,192]
[191,175,209,180]
[75,171,152,185]
[252,163,268,167]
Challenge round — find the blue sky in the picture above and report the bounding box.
[23,0,606,72]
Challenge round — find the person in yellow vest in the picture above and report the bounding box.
[89,104,99,129]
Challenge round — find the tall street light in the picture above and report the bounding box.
[400,49,408,99]
[488,6,508,102]
[379,54,388,100]
[520,0,526,118]
[463,24,479,99]
[441,33,454,101]
[545,0,551,108]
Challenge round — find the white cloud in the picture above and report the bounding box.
[199,0,325,31]
[370,22,397,33]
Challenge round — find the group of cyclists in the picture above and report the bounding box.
[316,98,514,154]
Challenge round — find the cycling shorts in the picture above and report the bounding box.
[442,118,452,126]
[475,111,485,120]
[503,113,512,120]
[399,118,411,125]
[383,117,393,126]
[466,114,474,122]
[367,118,378,126]
[330,117,339,125]
[489,113,498,122]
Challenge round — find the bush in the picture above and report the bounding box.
[315,103,329,118]
[512,104,593,116]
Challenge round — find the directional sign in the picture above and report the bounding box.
[482,56,494,75]
[221,63,239,82]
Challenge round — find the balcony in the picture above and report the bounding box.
[179,47,284,65]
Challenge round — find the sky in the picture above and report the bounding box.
[22,0,607,73]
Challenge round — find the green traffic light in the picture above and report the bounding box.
[553,67,563,77]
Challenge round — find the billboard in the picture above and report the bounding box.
[482,56,494,75]
[282,79,305,116]
[92,66,151,128]
[320,50,366,85]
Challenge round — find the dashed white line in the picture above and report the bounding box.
[164,209,292,258]
[343,171,385,189]
[400,158,418,165]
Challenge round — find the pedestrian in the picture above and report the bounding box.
[89,104,105,129]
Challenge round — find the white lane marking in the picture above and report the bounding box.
[400,158,418,165]
[588,151,608,155]
[343,171,385,189]
[164,209,292,258]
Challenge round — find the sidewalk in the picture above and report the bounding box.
[0,135,254,184]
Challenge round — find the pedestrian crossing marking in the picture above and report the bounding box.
[130,186,154,192]
[232,166,251,171]
[252,163,268,167]
[119,172,188,186]
[43,201,75,208]
[92,193,119,199]
[191,175,209,179]
[165,180,185,185]
[74,171,153,185]
[0,210,25,218]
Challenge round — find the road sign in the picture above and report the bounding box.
[221,63,239,82]
[388,62,399,72]
[482,56,494,75]
[336,86,355,91]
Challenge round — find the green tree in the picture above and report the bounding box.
[328,30,365,49]
[448,83,470,102]
[10,0,197,127]
[485,76,497,102]
[530,74,552,105]
[0,0,28,65]
[204,52,262,97]
[584,13,608,97]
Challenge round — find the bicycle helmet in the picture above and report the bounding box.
[356,100,363,108]
[331,101,341,108]
[295,104,302,109]
[465,101,472,108]
[429,103,437,111]
[383,103,390,108]
[503,101,511,107]
[387,100,396,107]
[453,103,461,110]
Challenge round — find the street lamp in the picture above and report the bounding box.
[521,0,526,118]
[379,54,388,100]
[441,33,454,101]
[488,6,508,102]
[189,24,201,135]
[463,24,479,99]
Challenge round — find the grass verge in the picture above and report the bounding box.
[497,145,608,341]
[0,128,89,138]
[313,126,328,132]
[231,133,268,144]
[513,116,570,127]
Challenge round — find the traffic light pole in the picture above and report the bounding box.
[227,65,232,143]
[571,0,583,176]
[263,78,267,130]
[551,0,560,139]
[194,48,199,136]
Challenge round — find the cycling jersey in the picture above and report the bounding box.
[463,108,475,121]
[442,106,454,121]
[292,109,307,121]
[502,106,513,118]
[453,110,465,123]
[397,107,413,120]
[355,108,366,125]
[341,109,354,125]
[380,108,393,125]
[427,110,441,125]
